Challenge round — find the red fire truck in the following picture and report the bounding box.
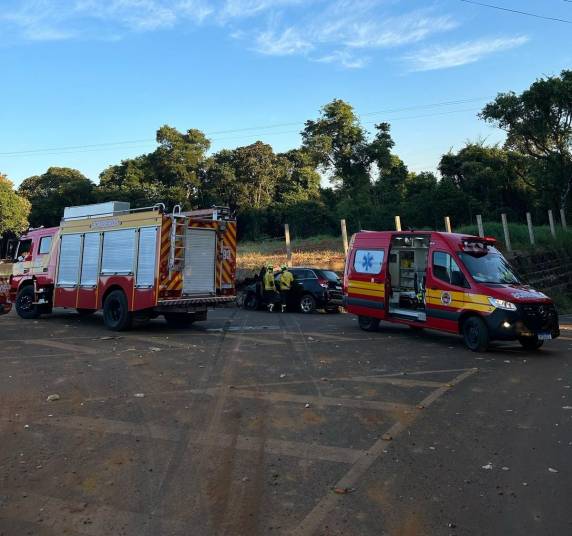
[0,265,11,316]
[344,231,560,351]
[8,202,237,330]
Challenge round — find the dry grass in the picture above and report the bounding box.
[237,235,345,279]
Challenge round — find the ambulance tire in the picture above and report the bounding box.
[462,316,489,352]
[164,313,195,328]
[518,336,544,351]
[15,285,40,320]
[358,315,380,332]
[103,290,132,331]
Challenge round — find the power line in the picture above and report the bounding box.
[0,99,488,158]
[459,0,572,23]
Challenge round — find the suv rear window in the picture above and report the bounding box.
[316,270,340,282]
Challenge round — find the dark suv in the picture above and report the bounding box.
[242,267,342,313]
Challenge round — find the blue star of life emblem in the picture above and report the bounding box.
[361,252,374,272]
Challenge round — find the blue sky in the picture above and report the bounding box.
[1,0,571,187]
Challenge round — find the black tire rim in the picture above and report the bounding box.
[465,322,479,348]
[18,294,33,312]
[108,298,122,323]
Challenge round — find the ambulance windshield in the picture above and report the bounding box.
[458,250,521,285]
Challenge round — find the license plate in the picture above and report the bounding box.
[538,333,552,340]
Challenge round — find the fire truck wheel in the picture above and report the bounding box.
[164,313,195,328]
[518,336,544,350]
[15,285,40,319]
[76,308,96,316]
[462,316,489,352]
[103,290,132,331]
[358,315,380,332]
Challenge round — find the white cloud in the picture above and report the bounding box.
[316,50,369,69]
[405,36,529,72]
[255,26,312,56]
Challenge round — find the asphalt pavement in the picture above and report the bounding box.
[0,307,571,536]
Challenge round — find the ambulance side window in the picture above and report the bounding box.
[433,252,468,288]
[353,249,384,274]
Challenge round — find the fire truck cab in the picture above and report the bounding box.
[9,202,237,330]
[344,231,560,351]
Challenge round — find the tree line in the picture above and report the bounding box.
[1,69,570,242]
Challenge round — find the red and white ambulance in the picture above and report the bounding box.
[344,231,560,351]
[8,202,237,330]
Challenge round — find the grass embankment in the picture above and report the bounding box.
[237,235,345,278]
[455,222,572,252]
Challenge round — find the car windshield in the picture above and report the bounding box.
[318,270,340,282]
[458,251,521,285]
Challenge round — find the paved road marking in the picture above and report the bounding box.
[291,368,479,536]
[35,415,364,464]
[343,376,444,388]
[0,491,188,536]
[24,339,99,355]
[197,387,415,413]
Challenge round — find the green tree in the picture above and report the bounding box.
[19,167,94,227]
[0,173,30,235]
[275,149,321,205]
[480,69,572,210]
[438,142,532,219]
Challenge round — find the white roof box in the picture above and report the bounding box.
[63,201,131,220]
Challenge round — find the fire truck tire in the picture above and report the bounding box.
[518,336,544,350]
[77,308,96,316]
[164,313,195,328]
[462,316,489,352]
[15,285,40,319]
[103,290,132,331]
[358,315,380,332]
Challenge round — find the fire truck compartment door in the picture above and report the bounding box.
[183,228,216,295]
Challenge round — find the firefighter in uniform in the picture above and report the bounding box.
[264,265,277,312]
[278,265,294,312]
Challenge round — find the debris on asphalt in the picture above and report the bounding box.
[417,404,425,410]
[482,463,493,470]
[46,394,60,402]
[522,482,528,486]
[280,373,286,379]
[381,433,393,441]
[134,393,145,398]
[304,403,311,409]
[548,467,559,473]
[24,424,30,429]
[308,337,315,341]
[502,466,510,471]
[150,347,162,352]
[321,377,329,382]
[242,477,250,482]
[562,406,572,410]
[333,487,355,494]
[448,522,457,529]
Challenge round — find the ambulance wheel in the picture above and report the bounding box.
[103,290,132,331]
[518,336,544,350]
[300,294,316,314]
[358,316,380,332]
[15,285,40,319]
[164,313,195,328]
[462,316,489,352]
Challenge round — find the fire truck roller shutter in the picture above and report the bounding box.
[101,229,136,275]
[183,228,216,295]
[80,233,101,286]
[136,226,158,287]
[57,234,82,286]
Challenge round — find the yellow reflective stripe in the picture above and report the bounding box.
[350,289,385,298]
[348,281,385,291]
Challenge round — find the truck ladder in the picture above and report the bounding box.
[169,205,187,272]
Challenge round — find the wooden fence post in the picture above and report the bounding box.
[341,219,349,254]
[444,216,452,233]
[501,213,512,253]
[395,216,402,231]
[526,212,535,246]
[284,224,292,267]
[476,214,484,238]
[560,209,568,231]
[548,210,556,238]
